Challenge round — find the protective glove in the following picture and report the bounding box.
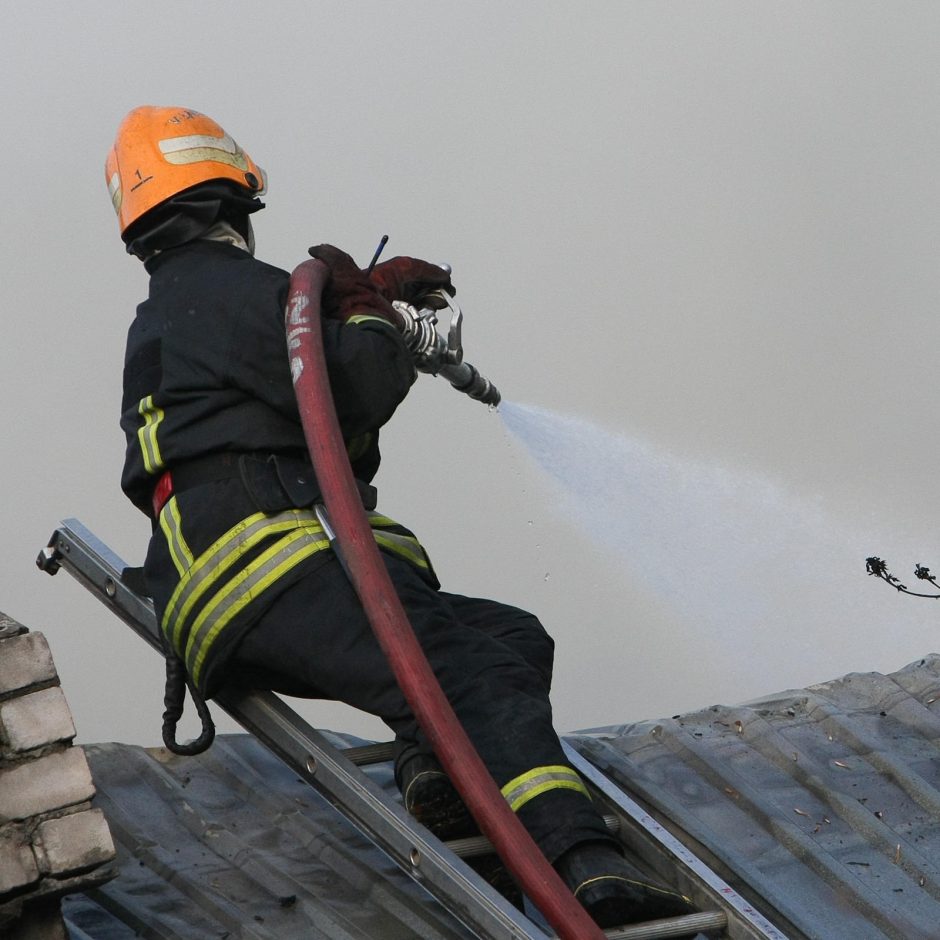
[369,257,454,310]
[308,244,403,328]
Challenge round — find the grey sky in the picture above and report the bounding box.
[3,2,940,746]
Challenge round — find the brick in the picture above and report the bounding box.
[0,635,56,696]
[35,809,114,876]
[0,832,39,894]
[0,689,75,753]
[0,751,94,822]
[0,613,27,641]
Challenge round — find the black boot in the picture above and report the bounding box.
[466,853,525,910]
[397,754,524,908]
[555,841,696,929]
[397,753,475,841]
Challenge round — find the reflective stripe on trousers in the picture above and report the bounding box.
[159,505,431,687]
[501,765,591,812]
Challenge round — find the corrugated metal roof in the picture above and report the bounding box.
[63,733,477,940]
[61,655,940,939]
[568,654,940,940]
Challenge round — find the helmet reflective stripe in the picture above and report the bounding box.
[158,132,249,170]
[108,172,122,215]
[500,766,590,812]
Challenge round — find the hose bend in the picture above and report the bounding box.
[285,260,603,940]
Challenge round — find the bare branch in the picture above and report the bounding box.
[866,556,940,599]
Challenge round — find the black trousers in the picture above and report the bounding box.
[228,550,613,862]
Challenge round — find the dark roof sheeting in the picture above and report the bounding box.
[63,733,476,940]
[568,654,940,940]
[61,655,940,939]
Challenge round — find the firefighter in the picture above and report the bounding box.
[107,105,693,929]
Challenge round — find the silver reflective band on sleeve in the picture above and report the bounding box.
[500,765,591,813]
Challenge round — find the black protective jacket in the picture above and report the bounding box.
[120,241,614,863]
[121,240,420,694]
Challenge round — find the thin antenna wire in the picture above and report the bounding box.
[366,234,389,274]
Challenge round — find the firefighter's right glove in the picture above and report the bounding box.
[369,257,454,310]
[308,244,404,328]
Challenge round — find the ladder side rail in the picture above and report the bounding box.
[216,687,548,940]
[562,742,789,940]
[44,519,163,653]
[41,520,549,940]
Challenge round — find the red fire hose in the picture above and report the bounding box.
[285,259,605,940]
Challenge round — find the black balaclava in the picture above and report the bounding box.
[124,180,265,260]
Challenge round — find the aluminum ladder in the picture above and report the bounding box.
[38,519,790,940]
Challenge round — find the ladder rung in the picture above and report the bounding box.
[447,815,620,859]
[342,741,395,765]
[601,910,727,939]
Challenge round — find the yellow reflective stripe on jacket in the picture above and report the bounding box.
[163,509,320,648]
[346,314,392,327]
[500,765,590,812]
[159,496,194,577]
[137,396,165,474]
[187,526,330,685]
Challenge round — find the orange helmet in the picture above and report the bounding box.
[105,106,266,235]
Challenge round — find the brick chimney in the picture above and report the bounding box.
[0,613,116,939]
